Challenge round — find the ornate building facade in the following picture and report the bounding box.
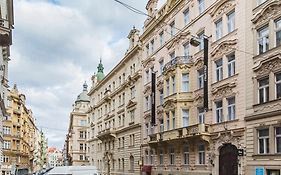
[0,0,14,171]
[87,27,143,175]
[67,82,91,166]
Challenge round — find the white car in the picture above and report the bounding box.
[47,166,99,175]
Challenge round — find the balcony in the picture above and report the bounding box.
[148,124,210,145]
[97,127,116,140]
[163,56,193,73]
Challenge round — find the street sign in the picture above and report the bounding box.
[256,167,264,175]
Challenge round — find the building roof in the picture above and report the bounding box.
[75,82,90,103]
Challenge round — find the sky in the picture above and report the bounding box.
[10,0,166,149]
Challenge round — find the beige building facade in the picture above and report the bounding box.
[67,82,90,166]
[87,27,143,175]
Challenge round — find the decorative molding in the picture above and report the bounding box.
[254,101,281,113]
[143,84,152,95]
[253,56,281,77]
[166,30,190,50]
[163,99,176,111]
[194,91,203,106]
[211,81,237,100]
[126,100,137,109]
[211,39,237,59]
[142,56,155,69]
[252,0,281,26]
[156,78,163,90]
[194,58,204,70]
[210,0,236,19]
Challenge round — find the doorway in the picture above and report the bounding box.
[219,144,238,175]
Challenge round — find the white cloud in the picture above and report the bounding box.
[10,0,148,148]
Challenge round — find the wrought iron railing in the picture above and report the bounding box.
[163,56,193,72]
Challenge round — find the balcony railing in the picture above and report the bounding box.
[148,124,210,144]
[97,127,116,140]
[163,56,193,73]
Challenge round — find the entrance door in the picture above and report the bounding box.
[219,144,238,175]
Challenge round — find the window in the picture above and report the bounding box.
[146,123,149,136]
[198,32,204,50]
[198,144,205,164]
[159,119,164,132]
[145,150,149,164]
[258,26,269,54]
[3,126,11,135]
[198,69,204,89]
[169,147,175,165]
[170,21,175,37]
[227,11,235,33]
[166,112,170,131]
[159,89,164,105]
[3,156,9,163]
[80,120,87,126]
[259,78,269,103]
[215,19,223,40]
[145,96,150,110]
[227,53,235,77]
[3,141,10,149]
[159,31,164,47]
[150,150,154,165]
[276,19,281,47]
[182,109,189,127]
[276,127,281,153]
[267,170,280,175]
[159,60,164,74]
[150,39,154,53]
[183,145,189,165]
[80,143,84,150]
[122,92,125,105]
[130,86,136,99]
[183,8,190,25]
[172,111,176,129]
[276,73,281,99]
[257,0,267,6]
[80,131,84,139]
[159,149,164,165]
[172,76,175,94]
[182,73,189,92]
[227,97,236,121]
[146,44,149,56]
[146,70,149,83]
[258,128,269,154]
[215,58,223,81]
[166,79,170,96]
[183,43,189,57]
[122,158,125,170]
[216,100,223,123]
[198,107,205,124]
[130,156,134,171]
[169,51,175,60]
[130,110,135,123]
[198,0,205,14]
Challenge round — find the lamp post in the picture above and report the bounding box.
[190,36,209,112]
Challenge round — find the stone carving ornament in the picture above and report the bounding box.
[211,39,237,59]
[210,0,236,19]
[254,57,281,77]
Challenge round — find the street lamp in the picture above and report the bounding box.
[190,35,209,112]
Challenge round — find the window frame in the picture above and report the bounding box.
[276,127,281,153]
[257,26,269,54]
[215,58,223,81]
[227,97,236,121]
[198,0,205,14]
[258,128,270,154]
[227,11,235,33]
[276,72,281,99]
[215,100,223,123]
[198,144,205,164]
[182,73,189,92]
[258,77,269,104]
[227,53,236,77]
[215,18,223,40]
[182,109,189,127]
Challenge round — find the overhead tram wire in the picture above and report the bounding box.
[113,0,256,57]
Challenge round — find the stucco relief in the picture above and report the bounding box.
[163,99,176,111]
[143,85,152,95]
[126,100,137,109]
[254,57,281,77]
[156,78,163,90]
[166,31,190,50]
[142,56,155,69]
[252,1,281,27]
[194,92,203,106]
[254,101,281,113]
[194,58,204,70]
[211,39,237,59]
[211,82,237,100]
[210,0,236,19]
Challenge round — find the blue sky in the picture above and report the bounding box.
[10,0,165,149]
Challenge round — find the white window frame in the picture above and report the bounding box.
[166,79,170,96]
[276,127,281,153]
[258,128,269,154]
[159,149,164,165]
[227,54,236,77]
[159,60,164,74]
[216,101,223,123]
[159,31,164,47]
[170,51,175,60]
[276,73,281,99]
[215,18,223,40]
[227,11,235,33]
[215,58,223,81]
[150,39,154,53]
[166,112,170,131]
[182,109,189,127]
[182,73,189,92]
[276,19,281,47]
[146,44,149,57]
[198,107,205,124]
[258,78,269,104]
[183,8,190,25]
[227,97,236,121]
[159,89,164,105]
[258,26,269,54]
[170,21,175,37]
[130,86,136,99]
[172,76,176,94]
[198,32,204,50]
[169,147,175,165]
[198,69,204,89]
[198,0,205,14]
[183,145,189,165]
[183,43,189,57]
[257,0,267,6]
[172,111,176,129]
[198,144,205,164]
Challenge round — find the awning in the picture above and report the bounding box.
[142,165,152,173]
